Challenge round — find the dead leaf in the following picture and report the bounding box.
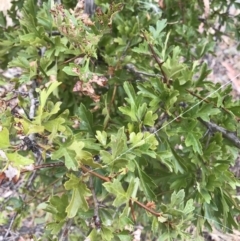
[90,75,107,86]
[73,75,107,102]
[5,165,19,181]
[158,0,165,9]
[145,201,156,210]
[0,172,7,185]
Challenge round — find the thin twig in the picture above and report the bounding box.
[125,64,162,81]
[59,218,73,241]
[80,165,111,182]
[4,212,18,238]
[131,199,162,217]
[89,176,101,230]
[142,31,168,84]
[20,162,65,174]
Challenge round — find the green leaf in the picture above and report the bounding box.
[0,127,10,148]
[183,199,195,214]
[0,12,6,28]
[6,152,34,167]
[129,132,145,148]
[117,231,132,241]
[41,101,62,120]
[62,63,81,77]
[103,179,128,207]
[143,111,158,126]
[43,117,66,141]
[110,127,127,158]
[64,174,91,218]
[95,130,108,146]
[87,229,99,240]
[149,19,167,39]
[134,160,156,200]
[68,141,101,168]
[126,178,139,199]
[185,132,203,155]
[201,189,212,204]
[101,226,114,241]
[77,103,94,135]
[195,104,221,121]
[170,189,185,208]
[46,221,65,235]
[39,81,61,110]
[26,123,45,135]
[19,32,45,45]
[45,195,68,221]
[158,215,168,223]
[132,41,151,55]
[119,105,137,121]
[197,183,211,204]
[52,146,78,171]
[118,82,138,122]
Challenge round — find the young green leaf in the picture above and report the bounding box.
[52,147,78,171]
[103,179,128,207]
[0,127,10,148]
[64,174,91,218]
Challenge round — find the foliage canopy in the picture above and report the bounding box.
[0,0,240,240]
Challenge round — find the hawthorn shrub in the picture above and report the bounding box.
[0,0,240,240]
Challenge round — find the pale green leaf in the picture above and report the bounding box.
[64,174,91,218]
[52,147,78,171]
[39,81,61,109]
[6,152,34,167]
[103,179,127,207]
[143,111,158,126]
[170,189,185,207]
[183,199,195,214]
[0,127,10,148]
[46,221,65,235]
[95,130,108,146]
[101,226,114,241]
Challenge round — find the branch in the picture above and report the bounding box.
[198,117,240,149]
[21,162,65,174]
[80,165,111,182]
[4,213,18,239]
[131,199,162,217]
[81,165,162,218]
[125,64,161,81]
[59,218,73,241]
[142,31,168,85]
[186,89,240,121]
[89,176,101,230]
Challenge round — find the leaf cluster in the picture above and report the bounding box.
[0,0,240,240]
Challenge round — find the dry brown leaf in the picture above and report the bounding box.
[158,0,165,9]
[0,172,7,185]
[108,66,115,76]
[90,75,107,86]
[145,201,156,209]
[73,75,107,102]
[0,165,20,185]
